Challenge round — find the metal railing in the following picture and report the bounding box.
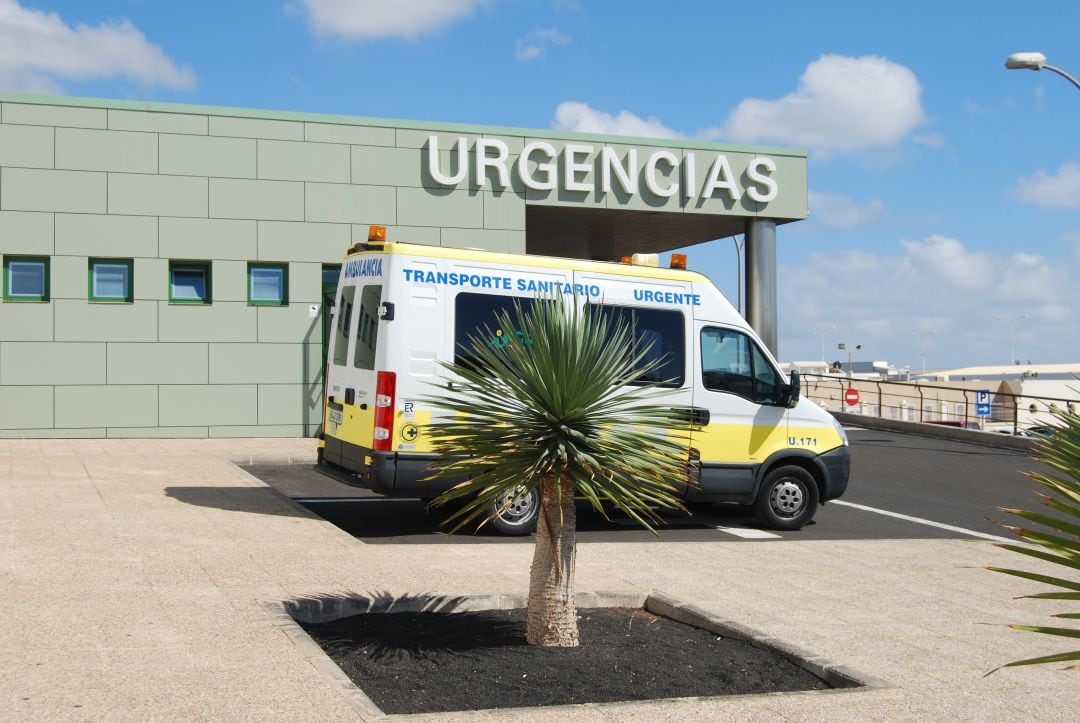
[800,374,1077,434]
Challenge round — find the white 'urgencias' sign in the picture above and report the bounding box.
[426,135,778,203]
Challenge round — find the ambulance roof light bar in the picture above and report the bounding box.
[349,225,388,253]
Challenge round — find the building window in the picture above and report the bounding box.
[248,263,288,306]
[322,264,341,288]
[169,261,211,304]
[2,255,49,302]
[88,258,133,302]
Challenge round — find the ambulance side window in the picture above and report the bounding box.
[332,285,355,366]
[454,293,536,370]
[700,327,784,404]
[353,285,382,370]
[595,305,684,387]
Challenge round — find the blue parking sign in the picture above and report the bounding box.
[976,389,991,417]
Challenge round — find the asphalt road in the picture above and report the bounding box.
[243,428,1049,545]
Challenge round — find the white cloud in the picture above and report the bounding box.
[780,235,1079,367]
[705,54,926,156]
[807,191,885,228]
[515,26,570,61]
[296,0,490,39]
[552,101,682,139]
[0,0,195,93]
[1014,163,1080,209]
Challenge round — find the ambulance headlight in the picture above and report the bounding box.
[833,415,849,446]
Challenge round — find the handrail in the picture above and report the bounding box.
[799,373,1078,433]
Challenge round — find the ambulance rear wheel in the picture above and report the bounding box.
[754,466,818,531]
[489,486,539,535]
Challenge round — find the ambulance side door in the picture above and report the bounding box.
[690,322,788,500]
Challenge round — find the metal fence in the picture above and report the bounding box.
[800,374,1077,434]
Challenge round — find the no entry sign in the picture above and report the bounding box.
[844,388,860,406]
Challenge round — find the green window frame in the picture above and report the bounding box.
[88,258,133,302]
[248,262,288,306]
[169,261,212,304]
[2,255,50,302]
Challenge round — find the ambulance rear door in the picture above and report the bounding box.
[323,253,388,471]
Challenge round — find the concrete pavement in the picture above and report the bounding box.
[2,437,1076,720]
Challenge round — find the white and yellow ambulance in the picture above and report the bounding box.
[318,227,850,534]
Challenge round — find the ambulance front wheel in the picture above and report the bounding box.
[489,486,540,535]
[754,466,818,531]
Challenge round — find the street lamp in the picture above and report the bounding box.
[1005,52,1080,92]
[837,342,861,381]
[811,324,836,362]
[994,314,1027,365]
[911,330,936,373]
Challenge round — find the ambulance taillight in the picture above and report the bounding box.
[373,371,396,452]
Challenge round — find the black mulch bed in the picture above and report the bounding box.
[300,607,829,714]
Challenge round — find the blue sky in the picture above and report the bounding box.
[1,0,1078,369]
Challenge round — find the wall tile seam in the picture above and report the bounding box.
[108,116,211,136]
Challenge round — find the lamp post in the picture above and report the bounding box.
[1005,52,1080,92]
[811,324,836,362]
[995,314,1027,365]
[837,342,861,382]
[911,330,936,372]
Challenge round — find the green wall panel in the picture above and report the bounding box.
[159,217,255,261]
[106,342,209,385]
[0,342,105,385]
[304,122,394,146]
[106,426,209,438]
[55,213,157,258]
[208,424,305,438]
[257,139,349,183]
[209,343,305,384]
[0,123,54,168]
[0,386,53,429]
[209,115,303,141]
[304,182,396,224]
[0,211,53,255]
[159,133,256,178]
[397,186,482,228]
[0,302,53,341]
[483,191,526,231]
[108,173,208,218]
[158,384,256,426]
[258,220,349,263]
[134,258,168,300]
[157,301,257,343]
[210,260,247,302]
[107,108,209,135]
[54,300,158,342]
[257,383,321,426]
[351,224,439,247]
[55,128,157,174]
[55,385,157,428]
[2,102,106,129]
[50,255,85,300]
[351,146,422,188]
[1,168,106,214]
[209,178,304,221]
[256,304,321,344]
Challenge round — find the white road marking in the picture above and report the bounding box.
[831,500,1013,542]
[712,525,781,539]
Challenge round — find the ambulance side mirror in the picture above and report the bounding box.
[781,370,801,408]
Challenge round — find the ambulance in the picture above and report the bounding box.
[317,227,850,534]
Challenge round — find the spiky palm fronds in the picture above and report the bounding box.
[988,409,1080,672]
[420,294,693,533]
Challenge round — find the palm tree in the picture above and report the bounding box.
[421,295,692,646]
[988,408,1080,673]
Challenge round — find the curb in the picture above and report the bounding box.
[261,589,891,720]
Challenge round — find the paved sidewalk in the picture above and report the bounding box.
[2,438,1075,720]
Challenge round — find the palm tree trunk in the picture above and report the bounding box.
[525,474,579,646]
